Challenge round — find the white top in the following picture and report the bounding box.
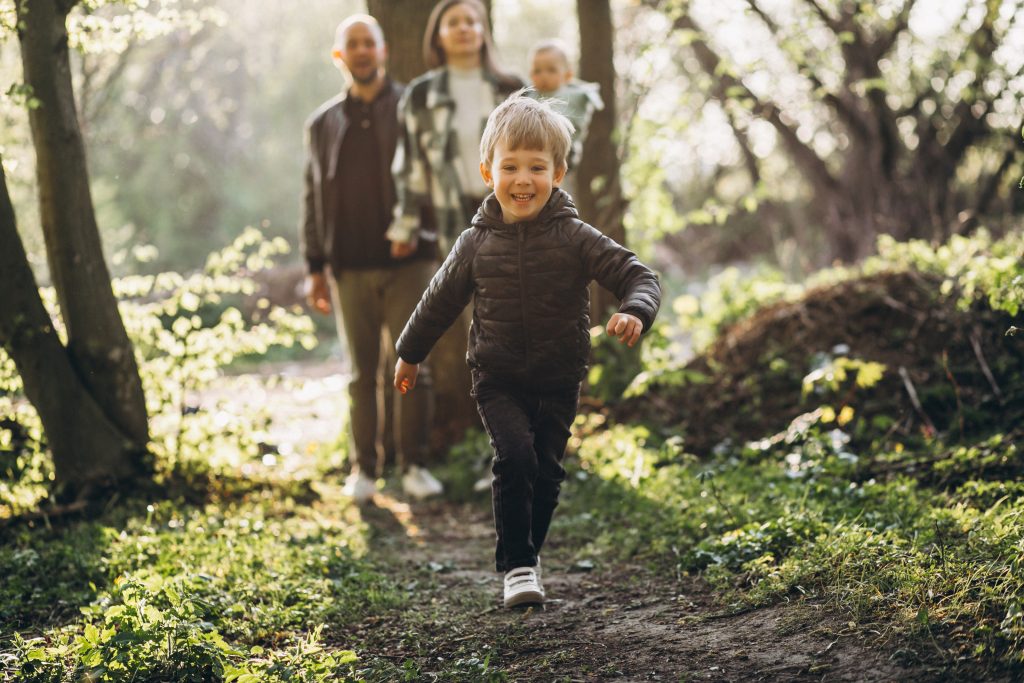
[448,66,492,199]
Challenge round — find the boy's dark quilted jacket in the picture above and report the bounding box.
[396,189,661,391]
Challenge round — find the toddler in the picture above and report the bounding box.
[526,39,604,192]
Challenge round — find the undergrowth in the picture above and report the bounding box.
[566,229,1024,677]
[1,228,1021,679]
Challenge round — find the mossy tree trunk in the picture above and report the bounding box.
[0,161,148,500]
[8,0,150,499]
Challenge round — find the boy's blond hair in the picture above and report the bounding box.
[479,90,575,170]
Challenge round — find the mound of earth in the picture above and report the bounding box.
[617,270,1024,456]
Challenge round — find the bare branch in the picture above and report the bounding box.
[958,122,1024,232]
[743,0,870,140]
[669,7,839,192]
[941,5,1017,166]
[802,0,842,34]
[79,43,136,126]
[724,105,761,183]
[874,0,919,59]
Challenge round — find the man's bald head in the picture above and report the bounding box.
[334,14,385,50]
[332,14,387,87]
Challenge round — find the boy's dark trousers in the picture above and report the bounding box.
[471,371,580,572]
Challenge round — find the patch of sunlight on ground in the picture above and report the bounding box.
[195,359,350,475]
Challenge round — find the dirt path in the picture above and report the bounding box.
[213,363,945,681]
[348,495,940,682]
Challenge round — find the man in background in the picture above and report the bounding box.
[300,14,442,502]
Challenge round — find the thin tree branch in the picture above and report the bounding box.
[79,43,136,126]
[668,6,839,193]
[938,1,1011,165]
[726,105,761,184]
[743,0,869,139]
[958,123,1024,232]
[874,0,919,59]
[802,0,843,35]
[801,0,903,175]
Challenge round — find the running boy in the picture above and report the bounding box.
[393,92,660,608]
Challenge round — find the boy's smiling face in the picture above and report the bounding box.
[480,142,566,224]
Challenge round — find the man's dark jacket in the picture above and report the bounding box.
[300,79,428,273]
[396,189,661,391]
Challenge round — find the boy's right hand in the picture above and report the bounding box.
[394,358,419,394]
[305,273,331,314]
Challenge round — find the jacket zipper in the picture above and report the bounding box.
[517,224,530,370]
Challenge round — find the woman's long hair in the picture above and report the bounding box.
[422,0,518,88]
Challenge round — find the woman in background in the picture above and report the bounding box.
[388,0,523,257]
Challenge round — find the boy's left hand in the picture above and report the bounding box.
[394,358,419,394]
[606,312,643,347]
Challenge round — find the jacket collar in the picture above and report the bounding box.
[472,188,579,232]
[340,76,397,108]
[327,77,398,180]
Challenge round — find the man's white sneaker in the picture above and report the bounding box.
[402,465,444,499]
[341,471,377,503]
[503,566,544,608]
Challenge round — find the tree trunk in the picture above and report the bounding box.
[367,0,435,84]
[369,0,482,456]
[368,0,493,83]
[0,160,147,501]
[577,0,628,321]
[17,0,149,448]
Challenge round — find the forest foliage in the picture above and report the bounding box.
[1,0,1023,680]
[1,229,1022,679]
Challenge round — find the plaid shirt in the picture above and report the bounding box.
[388,67,522,256]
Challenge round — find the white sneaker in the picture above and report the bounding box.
[503,566,544,608]
[342,471,377,503]
[402,465,443,499]
[536,557,544,597]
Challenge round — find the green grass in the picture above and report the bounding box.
[553,418,1024,676]
[0,480,401,682]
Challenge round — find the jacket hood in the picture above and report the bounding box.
[471,188,579,231]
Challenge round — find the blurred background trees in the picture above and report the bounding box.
[3,0,1020,282]
[1,0,1021,493]
[621,0,1023,271]
[647,0,1024,263]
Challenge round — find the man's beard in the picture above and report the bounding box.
[351,68,380,85]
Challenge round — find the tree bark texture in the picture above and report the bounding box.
[0,160,147,500]
[368,0,493,83]
[577,0,628,321]
[367,0,435,84]
[17,0,149,446]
